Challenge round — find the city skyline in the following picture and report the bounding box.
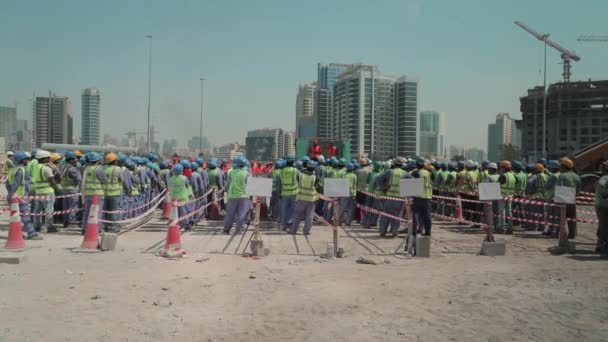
[2,0,608,150]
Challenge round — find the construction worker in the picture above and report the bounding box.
[339,162,357,226]
[361,161,383,228]
[291,160,318,235]
[126,160,140,219]
[314,156,325,215]
[556,158,580,239]
[31,150,58,233]
[169,164,192,230]
[280,156,299,231]
[60,151,82,227]
[81,152,107,234]
[207,159,225,217]
[525,163,548,232]
[49,153,64,223]
[411,158,433,236]
[117,155,132,219]
[9,152,42,240]
[444,162,458,216]
[493,160,516,234]
[512,161,528,228]
[159,162,171,190]
[377,157,409,237]
[594,161,608,254]
[103,153,124,232]
[543,160,561,236]
[191,161,207,224]
[355,157,371,223]
[322,157,338,221]
[434,162,447,216]
[223,157,251,234]
[270,159,283,222]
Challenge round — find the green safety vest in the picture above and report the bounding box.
[281,167,298,197]
[60,165,79,190]
[457,170,467,191]
[534,173,548,198]
[130,170,140,196]
[271,169,281,191]
[335,168,346,179]
[296,172,317,202]
[208,169,220,189]
[159,169,170,189]
[546,172,561,200]
[84,165,104,196]
[368,172,381,195]
[514,172,527,194]
[104,165,122,197]
[8,166,26,196]
[346,172,357,198]
[356,168,370,191]
[169,175,189,201]
[26,159,38,184]
[557,171,577,188]
[419,169,433,199]
[323,165,334,179]
[31,163,54,195]
[501,172,516,196]
[386,168,405,197]
[489,174,500,182]
[465,170,478,191]
[447,171,457,190]
[227,169,248,199]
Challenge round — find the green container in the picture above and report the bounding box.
[295,139,350,161]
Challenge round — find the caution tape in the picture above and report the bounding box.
[100,189,167,214]
[175,188,216,207]
[356,203,407,223]
[24,207,83,217]
[17,192,82,201]
[177,195,224,223]
[358,190,408,203]
[99,192,167,224]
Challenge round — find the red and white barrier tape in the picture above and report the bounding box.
[177,195,224,223]
[99,192,167,224]
[358,190,408,203]
[17,192,82,201]
[175,188,216,207]
[356,203,407,223]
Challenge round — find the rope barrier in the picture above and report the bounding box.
[99,189,167,214]
[177,195,224,223]
[175,188,215,207]
[99,192,167,224]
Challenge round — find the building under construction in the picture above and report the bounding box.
[519,79,608,161]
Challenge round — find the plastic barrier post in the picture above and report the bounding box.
[484,201,494,242]
[81,195,100,249]
[558,205,569,250]
[5,197,26,249]
[332,200,339,257]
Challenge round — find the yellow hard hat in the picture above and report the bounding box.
[51,153,62,162]
[105,152,117,163]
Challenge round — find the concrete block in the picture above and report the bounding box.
[0,252,27,264]
[250,239,264,257]
[567,240,576,253]
[416,236,431,257]
[100,233,118,251]
[481,241,506,256]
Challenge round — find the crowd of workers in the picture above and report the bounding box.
[2,148,607,254]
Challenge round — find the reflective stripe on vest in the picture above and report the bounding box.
[104,165,122,197]
[296,173,317,202]
[271,169,281,191]
[515,172,527,193]
[386,169,405,197]
[85,165,104,196]
[281,167,298,196]
[8,166,26,196]
[346,172,357,197]
[32,164,54,195]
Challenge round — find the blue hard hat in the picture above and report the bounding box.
[274,159,282,167]
[525,163,534,172]
[482,160,490,167]
[191,162,199,170]
[547,160,559,169]
[87,152,102,162]
[65,151,76,160]
[415,157,425,166]
[302,156,311,162]
[146,162,155,169]
[286,155,295,162]
[295,160,303,169]
[14,151,28,162]
[180,159,190,168]
[537,158,547,166]
[147,152,158,161]
[233,157,245,168]
[346,162,355,171]
[173,164,184,174]
[195,158,203,165]
[136,157,146,165]
[512,161,523,171]
[307,160,318,168]
[126,160,134,168]
[159,161,168,169]
[208,160,217,168]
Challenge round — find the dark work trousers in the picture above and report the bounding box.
[596,206,608,244]
[413,197,432,236]
[355,191,367,222]
[566,204,577,239]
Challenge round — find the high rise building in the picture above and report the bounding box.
[487,112,519,161]
[33,92,73,146]
[0,106,17,149]
[520,80,608,161]
[295,82,317,139]
[465,147,486,161]
[419,110,445,158]
[315,63,354,141]
[245,128,296,160]
[15,119,32,151]
[331,64,418,159]
[81,88,101,145]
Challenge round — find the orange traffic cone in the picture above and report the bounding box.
[81,195,100,249]
[454,196,464,221]
[162,187,171,219]
[164,198,181,249]
[5,197,25,249]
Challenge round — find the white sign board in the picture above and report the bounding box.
[324,178,350,197]
[478,183,502,201]
[554,186,576,204]
[400,178,423,197]
[246,177,273,197]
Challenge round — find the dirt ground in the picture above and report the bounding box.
[1,198,607,342]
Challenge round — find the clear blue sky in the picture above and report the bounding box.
[2,0,607,150]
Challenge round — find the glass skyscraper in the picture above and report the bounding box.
[81,88,101,145]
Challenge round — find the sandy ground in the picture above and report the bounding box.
[1,196,607,342]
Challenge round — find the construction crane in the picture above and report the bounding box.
[578,35,608,42]
[514,20,581,83]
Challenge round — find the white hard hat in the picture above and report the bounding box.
[465,160,475,168]
[7,151,14,156]
[36,150,51,160]
[24,152,31,158]
[488,162,498,169]
[317,155,325,163]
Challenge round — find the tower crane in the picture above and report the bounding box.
[578,35,608,42]
[514,21,581,83]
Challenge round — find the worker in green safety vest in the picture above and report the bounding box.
[556,158,581,239]
[8,152,42,240]
[31,150,58,233]
[338,162,357,226]
[525,163,549,232]
[81,152,107,234]
[377,157,410,237]
[355,157,371,223]
[270,159,283,222]
[280,156,299,231]
[362,161,384,228]
[60,151,82,227]
[222,157,251,234]
[412,158,433,236]
[494,161,517,234]
[313,156,326,217]
[170,164,192,230]
[291,161,319,235]
[103,153,124,232]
